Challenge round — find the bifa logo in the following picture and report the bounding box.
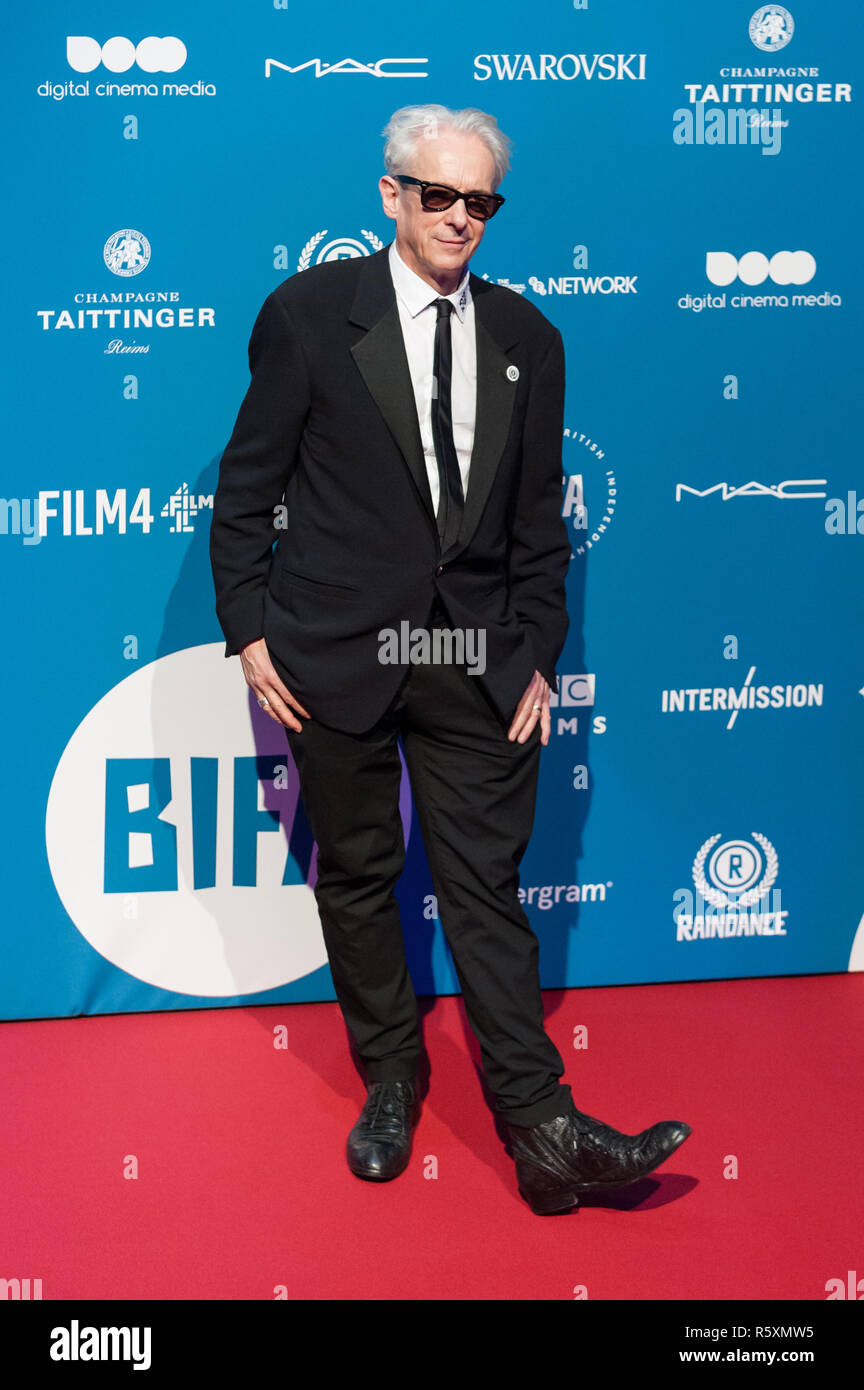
[46,646,417,998]
[44,645,392,997]
[66,36,187,73]
[706,250,815,286]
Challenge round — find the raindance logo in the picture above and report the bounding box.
[294,229,384,270]
[104,230,151,277]
[749,6,794,52]
[674,832,787,941]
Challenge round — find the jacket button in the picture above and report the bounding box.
[435,565,444,575]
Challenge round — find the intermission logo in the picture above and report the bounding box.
[674,832,788,942]
[673,7,852,156]
[39,36,216,99]
[678,249,841,312]
[35,233,216,349]
[661,664,823,731]
[561,428,617,555]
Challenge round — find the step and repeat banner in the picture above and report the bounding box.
[3,2,862,1021]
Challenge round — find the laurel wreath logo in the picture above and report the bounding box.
[298,230,328,270]
[692,832,778,909]
[298,228,384,270]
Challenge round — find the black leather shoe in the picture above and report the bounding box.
[346,1078,420,1182]
[507,1104,692,1215]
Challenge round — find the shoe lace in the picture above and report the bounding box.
[365,1081,412,1138]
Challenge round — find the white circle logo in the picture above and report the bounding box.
[692,833,779,909]
[66,36,187,74]
[45,644,412,997]
[104,229,151,277]
[708,840,762,894]
[705,250,816,287]
[749,6,794,52]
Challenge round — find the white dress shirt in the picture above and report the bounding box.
[388,238,476,515]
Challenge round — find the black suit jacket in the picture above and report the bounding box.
[209,240,570,734]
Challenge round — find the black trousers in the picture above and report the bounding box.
[283,597,574,1128]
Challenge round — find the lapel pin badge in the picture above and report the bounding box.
[506,364,519,382]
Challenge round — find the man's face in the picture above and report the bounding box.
[379,126,499,292]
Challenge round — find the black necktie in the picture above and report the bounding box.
[430,297,465,553]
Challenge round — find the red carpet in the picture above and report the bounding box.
[1,973,861,1300]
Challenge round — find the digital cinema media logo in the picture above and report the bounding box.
[38,35,216,99]
[677,249,841,313]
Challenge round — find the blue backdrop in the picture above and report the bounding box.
[3,0,862,1021]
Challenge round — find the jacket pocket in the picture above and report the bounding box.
[279,565,361,598]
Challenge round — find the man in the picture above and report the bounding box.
[209,104,691,1215]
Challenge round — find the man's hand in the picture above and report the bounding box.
[238,637,310,732]
[507,669,551,746]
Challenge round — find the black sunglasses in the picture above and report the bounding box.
[393,174,505,221]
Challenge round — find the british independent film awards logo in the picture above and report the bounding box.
[673,7,852,156]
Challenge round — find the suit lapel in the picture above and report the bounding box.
[348,242,520,563]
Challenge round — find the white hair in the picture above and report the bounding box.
[381,104,513,190]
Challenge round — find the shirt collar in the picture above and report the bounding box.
[389,239,471,322]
